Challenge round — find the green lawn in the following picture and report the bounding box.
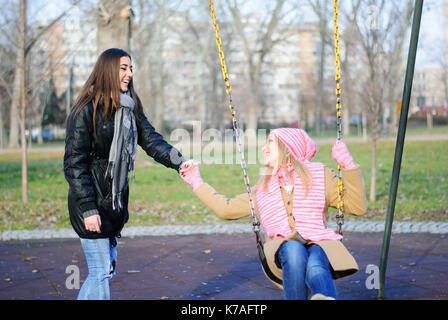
[0,137,447,231]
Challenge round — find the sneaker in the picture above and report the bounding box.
[310,293,336,300]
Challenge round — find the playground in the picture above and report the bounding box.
[1,0,447,302]
[1,230,447,300]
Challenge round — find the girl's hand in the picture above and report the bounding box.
[180,161,204,191]
[180,159,194,174]
[332,140,356,169]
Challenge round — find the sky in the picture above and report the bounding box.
[415,0,444,67]
[28,0,445,68]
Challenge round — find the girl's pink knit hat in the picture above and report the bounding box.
[270,128,317,162]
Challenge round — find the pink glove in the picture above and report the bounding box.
[180,160,204,191]
[332,140,356,169]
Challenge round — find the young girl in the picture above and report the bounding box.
[64,48,186,299]
[180,128,367,300]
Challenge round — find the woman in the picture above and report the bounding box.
[180,128,367,300]
[64,48,186,300]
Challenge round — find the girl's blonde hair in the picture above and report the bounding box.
[256,134,313,196]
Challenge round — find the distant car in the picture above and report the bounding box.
[32,129,54,142]
[42,129,54,141]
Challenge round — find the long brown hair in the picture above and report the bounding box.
[70,48,142,133]
[256,134,313,196]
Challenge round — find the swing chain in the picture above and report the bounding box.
[209,0,345,237]
[208,0,261,240]
[334,0,344,235]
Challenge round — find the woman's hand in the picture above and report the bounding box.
[180,160,204,191]
[332,140,357,169]
[84,214,102,233]
[180,159,194,173]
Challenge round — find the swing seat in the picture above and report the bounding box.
[257,241,283,289]
[258,232,360,290]
[257,231,305,290]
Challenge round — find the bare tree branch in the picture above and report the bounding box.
[25,0,82,56]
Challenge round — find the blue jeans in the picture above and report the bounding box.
[277,240,337,300]
[78,238,117,300]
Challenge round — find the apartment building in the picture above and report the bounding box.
[33,8,324,129]
[33,6,97,114]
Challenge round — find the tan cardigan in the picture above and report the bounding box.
[194,166,368,284]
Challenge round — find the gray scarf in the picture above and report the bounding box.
[106,92,138,212]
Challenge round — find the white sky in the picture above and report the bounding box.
[29,0,445,68]
[416,0,444,67]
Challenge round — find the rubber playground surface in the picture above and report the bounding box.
[0,231,447,300]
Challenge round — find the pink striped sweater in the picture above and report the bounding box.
[256,161,342,242]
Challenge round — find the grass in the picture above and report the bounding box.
[0,134,447,231]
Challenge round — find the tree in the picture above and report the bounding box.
[0,52,14,149]
[152,0,168,135]
[224,0,286,131]
[306,0,333,136]
[97,0,133,54]
[18,0,27,202]
[350,0,414,201]
[6,0,81,202]
[41,79,66,127]
[183,0,233,130]
[5,0,81,149]
[130,0,185,135]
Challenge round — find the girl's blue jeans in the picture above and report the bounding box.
[277,240,337,300]
[77,237,117,300]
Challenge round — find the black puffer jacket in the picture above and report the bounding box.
[64,101,184,239]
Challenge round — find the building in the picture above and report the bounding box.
[155,12,322,129]
[32,7,325,130]
[32,6,97,115]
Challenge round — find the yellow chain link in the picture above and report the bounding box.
[334,0,344,234]
[209,1,231,95]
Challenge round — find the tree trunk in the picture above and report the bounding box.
[342,102,350,136]
[19,0,28,203]
[316,24,325,136]
[426,112,433,129]
[153,0,166,134]
[0,103,4,149]
[307,0,329,136]
[356,112,361,136]
[37,113,44,145]
[246,79,259,131]
[369,110,377,202]
[390,98,398,135]
[342,39,352,137]
[245,43,262,131]
[196,49,207,128]
[97,0,132,55]
[362,110,367,141]
[8,58,21,149]
[226,0,285,131]
[368,56,377,202]
[382,103,388,137]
